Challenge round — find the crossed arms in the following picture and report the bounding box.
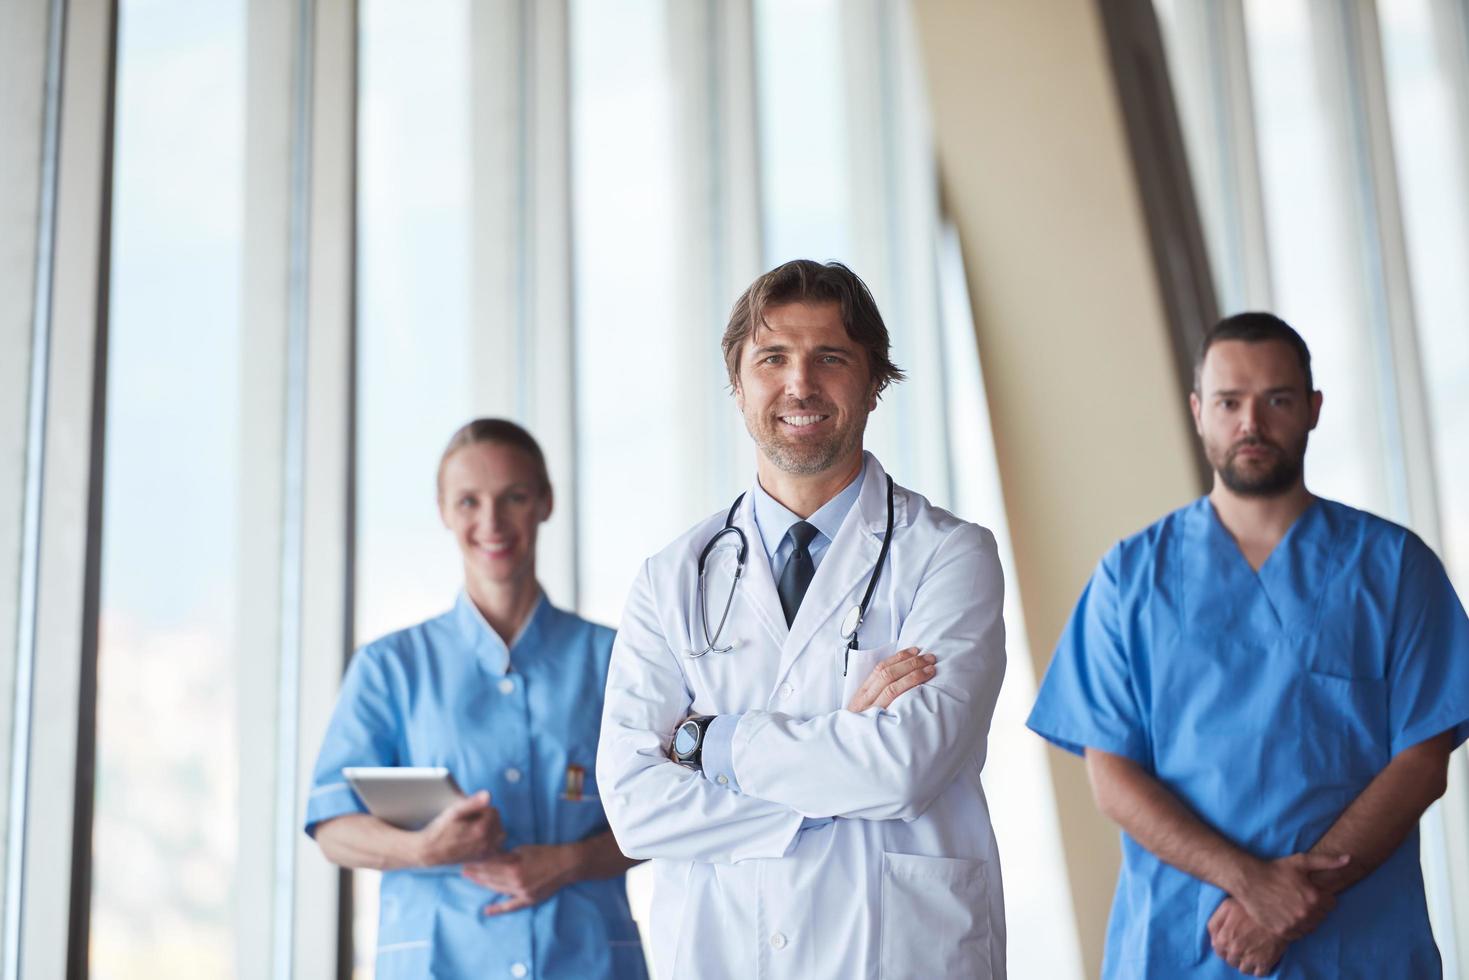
[1086,730,1454,976]
[597,522,1006,863]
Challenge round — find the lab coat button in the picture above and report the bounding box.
[778,683,793,699]
[509,963,528,978]
[505,768,522,783]
[498,678,515,695]
[770,932,787,950]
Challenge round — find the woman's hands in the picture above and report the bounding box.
[414,790,506,866]
[463,843,583,916]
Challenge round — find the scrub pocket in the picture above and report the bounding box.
[879,852,991,979]
[841,643,897,708]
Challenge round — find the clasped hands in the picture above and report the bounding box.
[1207,851,1350,976]
[414,789,580,916]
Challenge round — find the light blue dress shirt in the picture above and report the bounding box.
[1028,497,1469,978]
[701,469,866,794]
[305,592,647,980]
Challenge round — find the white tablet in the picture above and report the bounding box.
[343,766,465,831]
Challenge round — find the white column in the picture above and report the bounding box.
[293,0,358,974]
[525,0,578,607]
[469,0,522,423]
[237,1,294,975]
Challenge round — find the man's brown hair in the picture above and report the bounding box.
[721,259,905,395]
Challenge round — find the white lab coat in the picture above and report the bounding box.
[598,452,1007,979]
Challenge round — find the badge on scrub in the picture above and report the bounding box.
[562,764,586,801]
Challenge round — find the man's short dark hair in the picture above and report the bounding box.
[721,259,905,395]
[1194,312,1314,393]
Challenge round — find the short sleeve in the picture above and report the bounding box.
[1385,534,1469,757]
[304,645,402,836]
[1027,547,1151,765]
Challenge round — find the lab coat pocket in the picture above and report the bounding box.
[840,642,897,709]
[879,851,991,979]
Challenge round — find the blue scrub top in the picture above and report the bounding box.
[1028,497,1469,979]
[305,592,647,980]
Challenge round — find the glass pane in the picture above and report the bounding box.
[92,1,246,975]
[354,0,474,973]
[1379,0,1469,589]
[1378,5,1469,966]
[753,0,852,265]
[569,1,687,960]
[1152,0,1259,311]
[356,0,473,645]
[570,0,697,627]
[1243,0,1395,516]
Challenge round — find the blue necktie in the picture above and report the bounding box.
[777,521,819,626]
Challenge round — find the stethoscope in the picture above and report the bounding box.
[690,475,895,676]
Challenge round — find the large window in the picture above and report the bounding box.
[2,0,1072,974]
[1378,0,1469,595]
[92,1,247,974]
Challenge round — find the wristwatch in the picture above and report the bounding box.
[672,715,716,771]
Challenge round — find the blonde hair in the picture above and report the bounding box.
[436,418,550,500]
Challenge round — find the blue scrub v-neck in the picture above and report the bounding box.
[1028,495,1469,977]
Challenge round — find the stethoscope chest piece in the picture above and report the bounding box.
[839,604,863,640]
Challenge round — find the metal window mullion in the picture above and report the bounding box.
[4,0,69,974]
[294,1,358,975]
[1431,0,1469,169]
[3,0,67,969]
[516,0,534,428]
[716,0,763,492]
[526,0,577,608]
[273,0,317,974]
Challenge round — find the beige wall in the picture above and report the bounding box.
[911,1,1205,974]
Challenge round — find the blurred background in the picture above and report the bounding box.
[1,0,1466,977]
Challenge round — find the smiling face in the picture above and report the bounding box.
[438,441,552,588]
[1191,338,1322,498]
[733,300,876,478]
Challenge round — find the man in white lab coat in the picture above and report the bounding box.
[597,259,1008,979]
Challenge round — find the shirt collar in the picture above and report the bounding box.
[750,466,866,561]
[453,589,550,673]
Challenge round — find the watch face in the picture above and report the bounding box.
[674,722,699,757]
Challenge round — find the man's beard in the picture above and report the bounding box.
[1209,435,1306,497]
[746,403,866,476]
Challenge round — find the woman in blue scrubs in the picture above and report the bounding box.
[305,419,646,980]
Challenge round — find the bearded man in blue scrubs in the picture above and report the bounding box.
[1028,313,1469,977]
